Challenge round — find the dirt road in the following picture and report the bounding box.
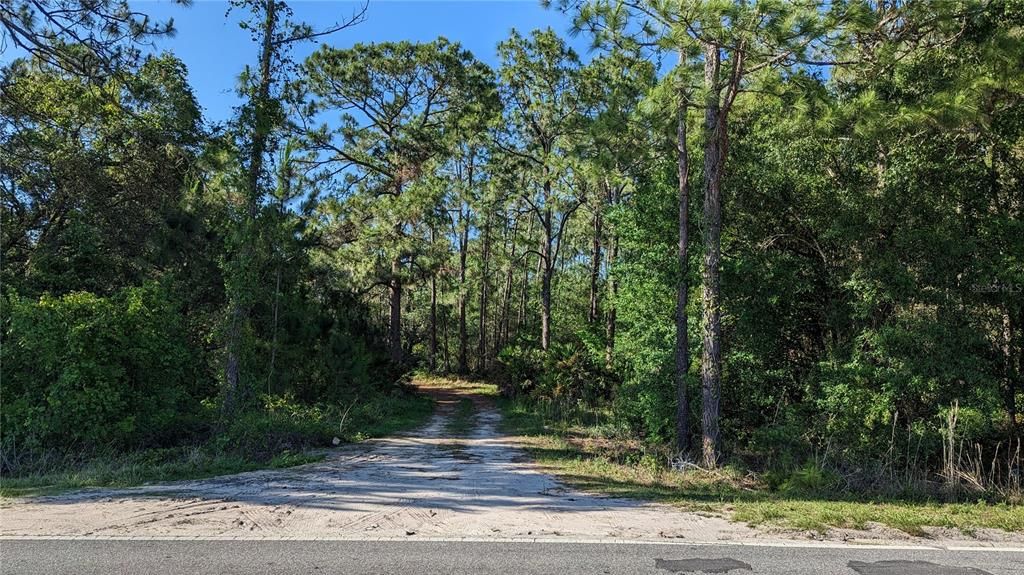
[0,380,760,541]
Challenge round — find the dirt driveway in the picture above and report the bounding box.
[0,380,757,542]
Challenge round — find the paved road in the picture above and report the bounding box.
[1,540,1021,574]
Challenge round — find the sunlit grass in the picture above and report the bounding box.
[446,398,476,435]
[415,374,501,397]
[498,397,1024,535]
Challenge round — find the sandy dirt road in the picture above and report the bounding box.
[0,380,758,542]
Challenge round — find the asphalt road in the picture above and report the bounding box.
[1,539,1021,575]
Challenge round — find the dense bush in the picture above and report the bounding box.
[496,345,545,397]
[497,342,615,419]
[1,283,199,453]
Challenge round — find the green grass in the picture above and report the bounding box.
[498,397,1024,536]
[415,374,501,397]
[2,389,434,498]
[446,398,476,436]
[0,446,322,498]
[347,392,435,440]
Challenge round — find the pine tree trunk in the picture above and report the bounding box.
[605,181,618,369]
[518,265,529,337]
[478,211,492,371]
[675,87,692,455]
[540,174,554,352]
[499,218,519,355]
[700,43,723,468]
[429,273,438,372]
[224,308,243,413]
[605,235,618,369]
[224,0,277,414]
[389,257,403,365]
[588,207,602,325]
[441,289,451,373]
[1004,308,1018,437]
[457,212,469,374]
[540,204,553,351]
[266,160,290,396]
[540,267,551,352]
[267,264,281,395]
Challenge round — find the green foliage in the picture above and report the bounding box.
[497,342,616,421]
[4,0,1021,514]
[1,54,202,297]
[446,398,476,436]
[1,283,197,452]
[496,345,546,396]
[210,386,433,461]
[1,387,432,494]
[762,462,840,494]
[611,168,687,444]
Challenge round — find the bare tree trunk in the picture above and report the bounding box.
[224,308,243,413]
[605,235,618,369]
[441,288,451,373]
[427,225,438,371]
[540,263,551,352]
[266,157,291,396]
[604,180,619,369]
[455,154,476,374]
[478,210,492,371]
[588,205,602,325]
[540,205,553,351]
[700,43,724,468]
[389,256,403,365]
[540,173,554,352]
[675,85,692,455]
[429,273,438,372]
[457,216,469,374]
[1004,308,1019,437]
[267,265,281,395]
[403,292,413,359]
[499,217,519,354]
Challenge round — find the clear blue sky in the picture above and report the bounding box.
[134,0,590,123]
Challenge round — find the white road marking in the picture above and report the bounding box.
[2,534,1022,552]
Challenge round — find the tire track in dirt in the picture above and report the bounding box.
[0,379,781,542]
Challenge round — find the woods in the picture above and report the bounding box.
[2,0,1022,503]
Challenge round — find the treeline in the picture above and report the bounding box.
[1,0,1022,492]
[0,1,426,474]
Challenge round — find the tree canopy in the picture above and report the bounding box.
[2,0,1020,500]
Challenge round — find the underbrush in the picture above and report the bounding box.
[0,389,433,497]
[498,396,1024,535]
[0,446,322,498]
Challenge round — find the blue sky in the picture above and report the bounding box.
[133,0,590,122]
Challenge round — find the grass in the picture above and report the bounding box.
[1,389,434,498]
[414,373,501,397]
[446,398,476,436]
[497,397,1024,536]
[345,392,435,440]
[0,447,323,498]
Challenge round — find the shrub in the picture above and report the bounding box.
[1,283,196,454]
[497,342,616,420]
[496,345,545,397]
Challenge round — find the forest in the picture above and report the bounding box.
[1,0,1022,509]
